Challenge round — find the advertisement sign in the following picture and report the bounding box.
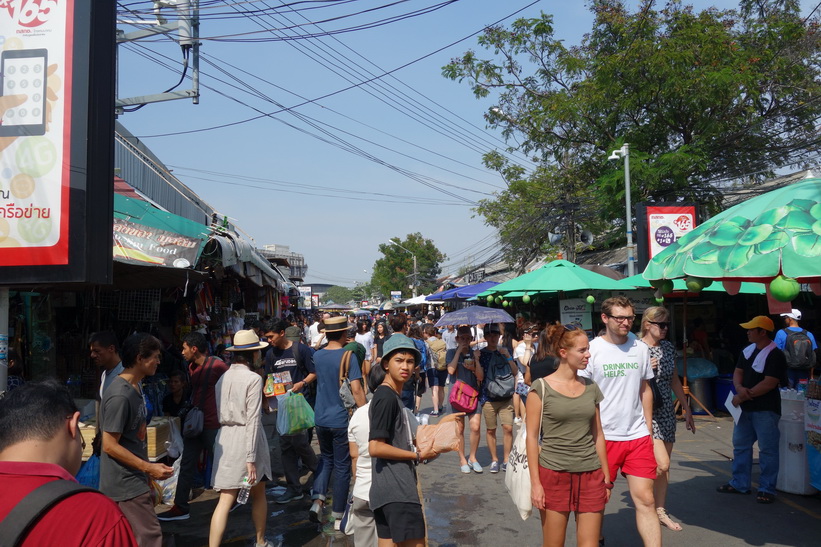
[807,399,821,434]
[390,290,402,303]
[311,294,319,307]
[559,298,592,330]
[113,218,200,267]
[298,286,311,309]
[0,0,115,283]
[636,203,697,272]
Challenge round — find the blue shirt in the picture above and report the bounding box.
[774,327,818,350]
[313,348,362,428]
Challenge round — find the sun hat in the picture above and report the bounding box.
[485,323,502,335]
[780,309,802,321]
[739,316,774,332]
[322,316,349,333]
[381,333,421,364]
[226,329,269,351]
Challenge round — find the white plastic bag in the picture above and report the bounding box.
[165,418,184,459]
[505,426,533,520]
[159,458,181,505]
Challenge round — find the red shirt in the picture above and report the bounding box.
[189,356,229,430]
[0,461,138,546]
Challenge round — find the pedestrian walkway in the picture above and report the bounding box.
[158,392,821,546]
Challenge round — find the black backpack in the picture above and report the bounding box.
[783,329,817,369]
[484,351,515,400]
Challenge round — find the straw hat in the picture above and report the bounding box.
[226,329,269,351]
[322,316,349,333]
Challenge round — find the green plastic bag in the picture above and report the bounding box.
[277,392,315,436]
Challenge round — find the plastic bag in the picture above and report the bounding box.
[505,425,533,520]
[277,392,315,436]
[165,418,183,459]
[415,413,464,456]
[158,457,181,505]
[76,453,100,489]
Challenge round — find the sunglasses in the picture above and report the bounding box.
[563,323,581,332]
[648,321,670,329]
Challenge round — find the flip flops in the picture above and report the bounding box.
[716,483,749,494]
[756,492,775,504]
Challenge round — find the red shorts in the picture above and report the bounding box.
[605,436,656,480]
[538,467,607,513]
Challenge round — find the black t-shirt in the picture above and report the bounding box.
[530,355,558,382]
[368,385,419,510]
[162,392,188,417]
[265,343,315,409]
[375,333,391,358]
[736,345,787,415]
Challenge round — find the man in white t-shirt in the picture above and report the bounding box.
[578,296,659,547]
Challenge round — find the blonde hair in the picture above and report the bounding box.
[640,306,670,337]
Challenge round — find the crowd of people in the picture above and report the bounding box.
[0,297,813,547]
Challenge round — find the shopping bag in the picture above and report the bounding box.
[505,426,533,520]
[166,418,184,459]
[277,392,315,436]
[415,413,464,456]
[75,453,100,489]
[158,457,181,505]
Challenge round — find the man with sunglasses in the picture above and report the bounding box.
[578,296,660,547]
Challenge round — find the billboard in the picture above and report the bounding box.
[635,203,697,272]
[298,286,311,309]
[390,290,402,303]
[0,0,114,283]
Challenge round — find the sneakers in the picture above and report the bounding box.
[275,488,304,504]
[489,461,500,474]
[500,463,508,473]
[514,417,522,425]
[157,505,190,521]
[309,501,323,523]
[469,460,483,473]
[429,410,440,417]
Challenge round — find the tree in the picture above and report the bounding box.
[371,233,446,299]
[323,285,354,305]
[443,0,821,266]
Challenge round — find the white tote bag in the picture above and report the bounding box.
[505,424,533,520]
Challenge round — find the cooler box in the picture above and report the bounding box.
[777,398,817,495]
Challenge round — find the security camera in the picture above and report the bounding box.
[608,152,620,160]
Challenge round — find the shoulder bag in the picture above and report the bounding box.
[182,357,214,438]
[338,350,357,411]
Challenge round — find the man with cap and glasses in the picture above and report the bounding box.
[717,315,787,504]
[773,309,817,389]
[578,296,659,547]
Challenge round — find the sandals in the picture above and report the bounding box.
[716,483,749,494]
[756,492,775,504]
[657,507,682,531]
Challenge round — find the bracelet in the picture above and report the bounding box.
[507,358,514,362]
[415,452,421,465]
[603,481,614,490]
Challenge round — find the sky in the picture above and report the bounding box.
[115,0,816,289]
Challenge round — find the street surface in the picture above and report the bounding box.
[159,392,821,546]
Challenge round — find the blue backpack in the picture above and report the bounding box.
[412,338,429,372]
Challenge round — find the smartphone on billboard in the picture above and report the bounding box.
[0,49,48,137]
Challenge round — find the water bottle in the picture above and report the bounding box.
[237,476,251,504]
[416,413,430,426]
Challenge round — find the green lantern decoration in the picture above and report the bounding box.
[502,300,509,308]
[685,276,706,293]
[522,293,531,304]
[769,275,800,302]
[586,295,595,305]
[659,279,674,295]
[655,297,665,304]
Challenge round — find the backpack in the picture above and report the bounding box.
[783,329,817,369]
[428,339,448,371]
[484,351,515,400]
[412,338,429,372]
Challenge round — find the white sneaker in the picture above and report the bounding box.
[514,417,522,425]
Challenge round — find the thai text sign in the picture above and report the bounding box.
[559,298,591,330]
[646,205,696,259]
[113,218,199,268]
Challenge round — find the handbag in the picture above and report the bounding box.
[449,379,478,414]
[338,350,357,411]
[339,493,355,536]
[649,367,663,411]
[183,357,214,438]
[505,378,545,520]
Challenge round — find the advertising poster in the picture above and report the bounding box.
[390,290,402,303]
[113,218,200,268]
[311,294,319,307]
[0,1,71,265]
[298,286,311,309]
[559,298,592,330]
[646,205,696,259]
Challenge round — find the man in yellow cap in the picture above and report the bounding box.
[717,316,787,504]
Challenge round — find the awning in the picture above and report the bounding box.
[208,233,291,290]
[113,194,209,269]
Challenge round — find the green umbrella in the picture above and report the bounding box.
[618,274,765,294]
[644,178,821,283]
[481,259,625,296]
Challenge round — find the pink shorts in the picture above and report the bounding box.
[538,467,607,513]
[605,436,657,480]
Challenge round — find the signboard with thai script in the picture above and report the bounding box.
[559,298,592,330]
[635,203,697,273]
[113,218,200,268]
[0,0,114,283]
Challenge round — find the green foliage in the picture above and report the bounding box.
[371,233,446,299]
[443,0,821,265]
[323,285,354,305]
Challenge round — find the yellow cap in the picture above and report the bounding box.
[739,316,774,332]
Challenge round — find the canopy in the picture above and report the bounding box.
[404,294,443,305]
[479,260,624,297]
[618,274,765,294]
[426,281,499,301]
